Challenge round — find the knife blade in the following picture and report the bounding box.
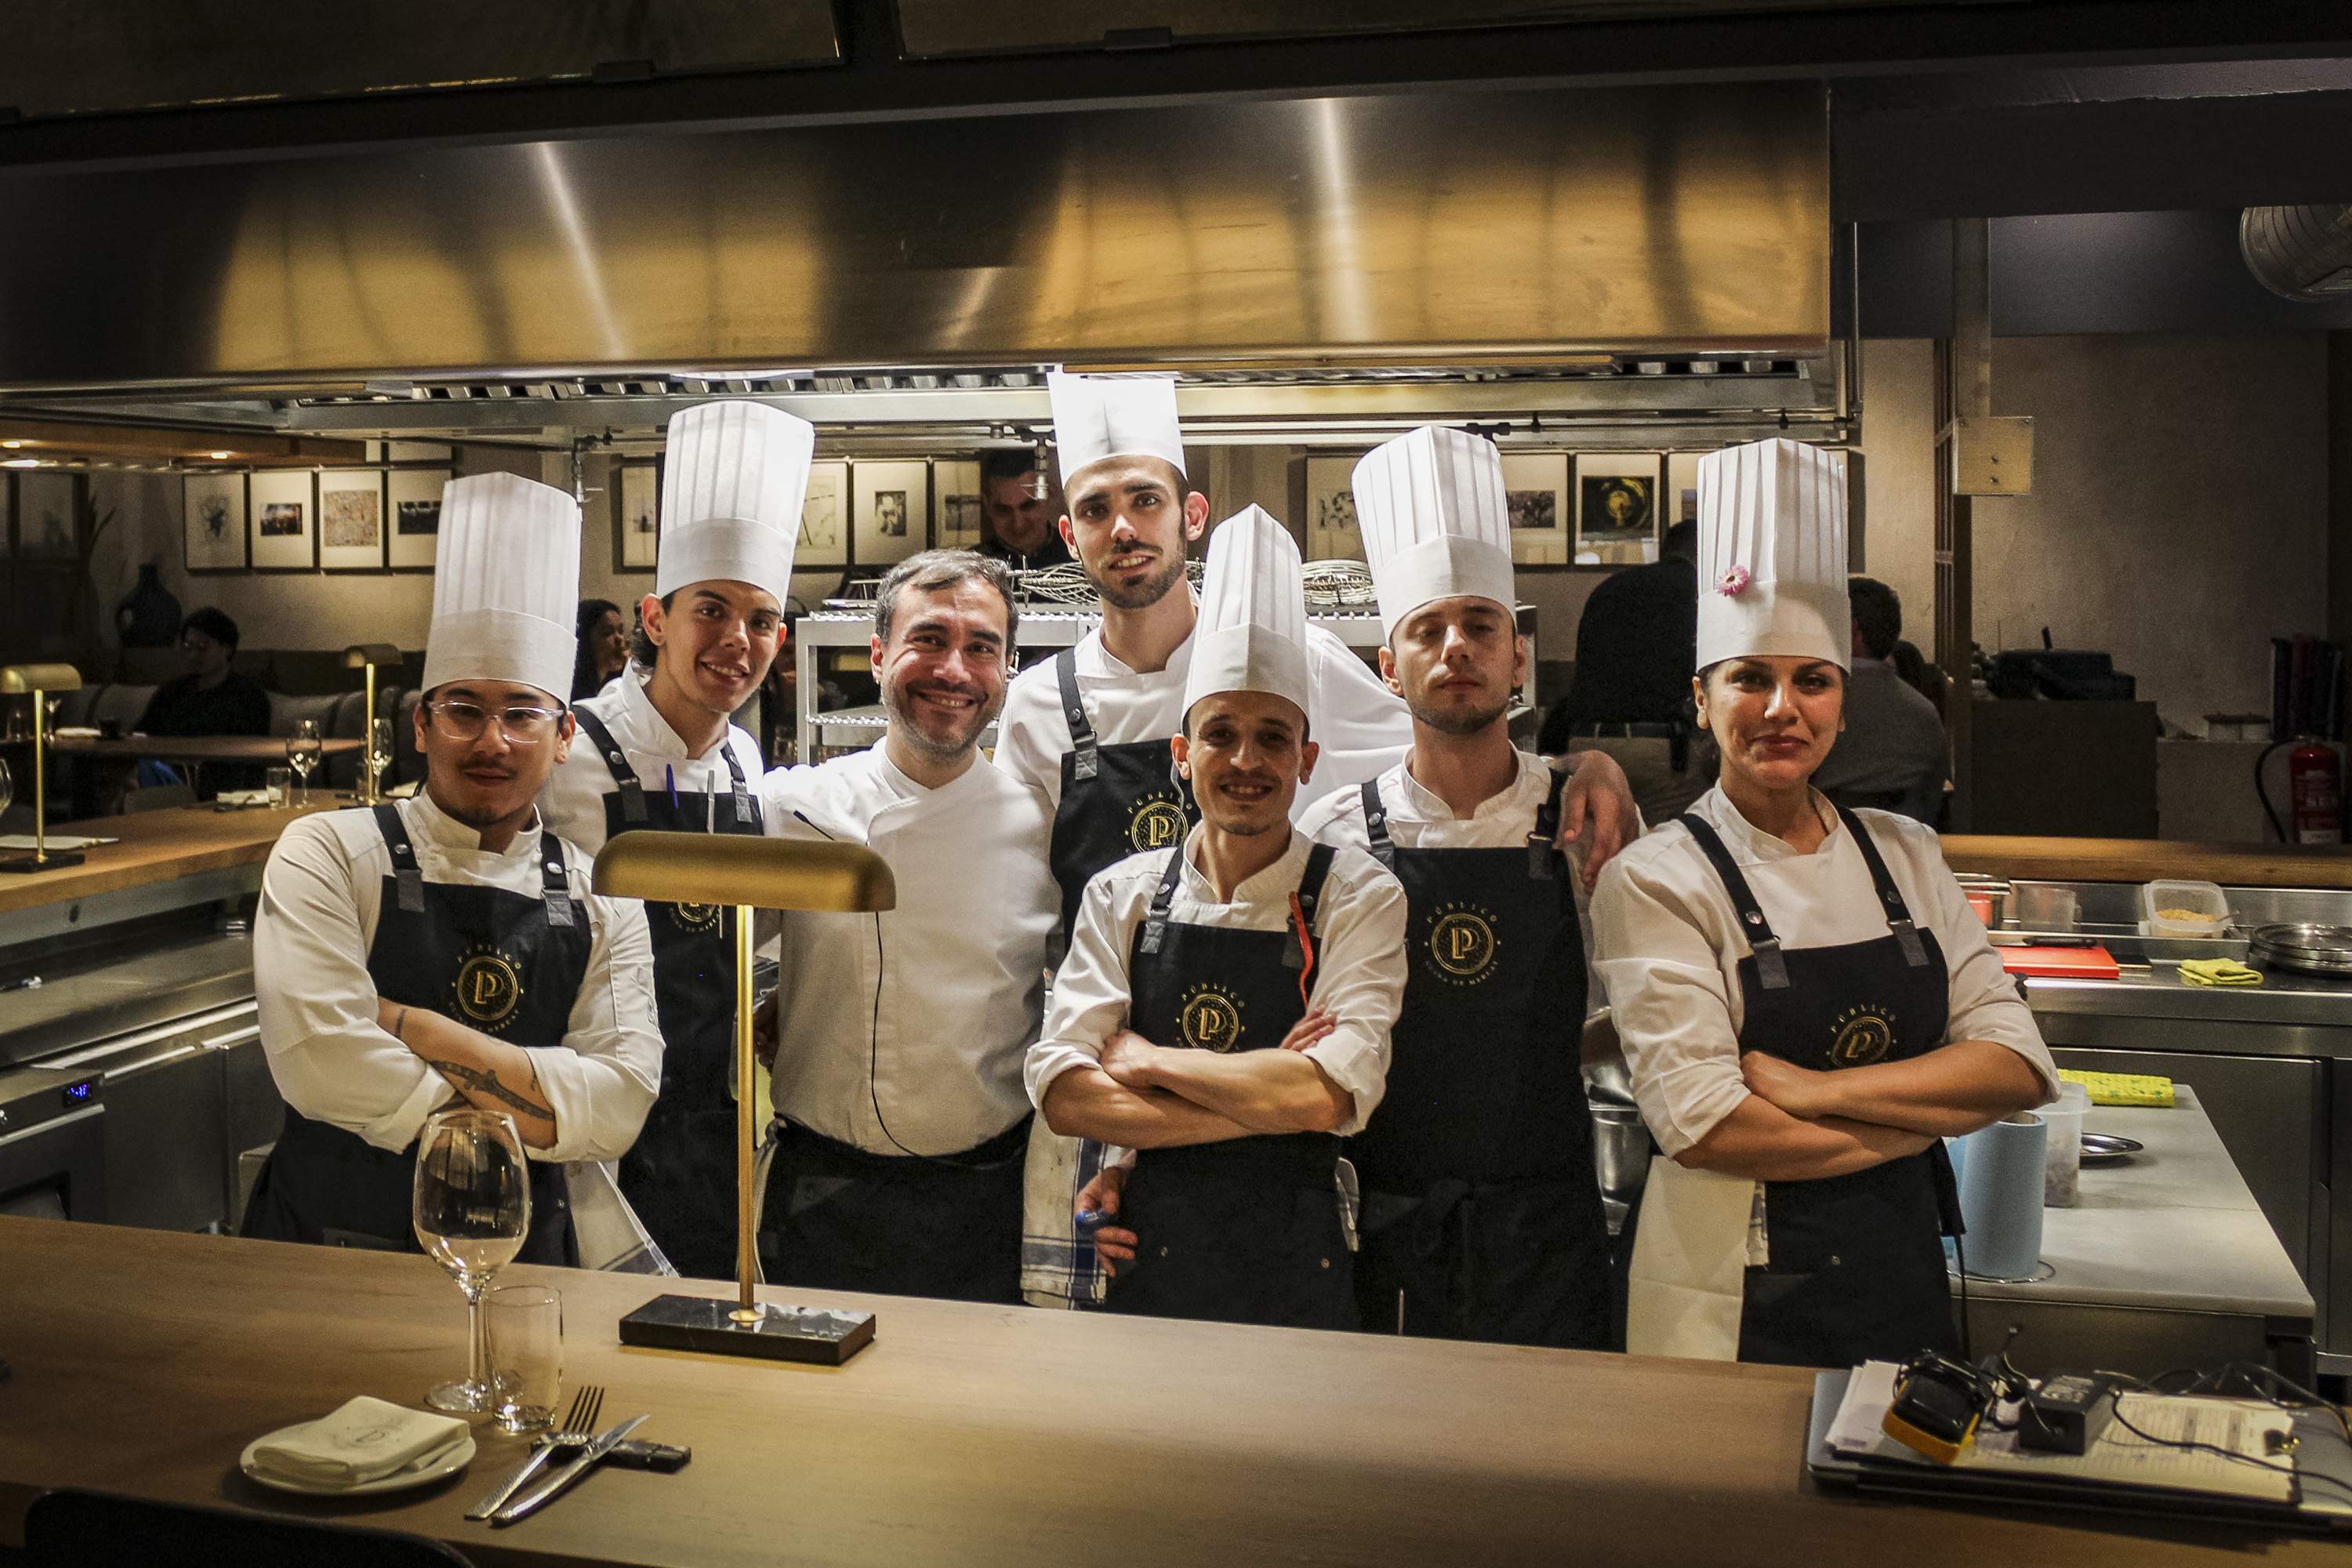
[491,1414,648,1526]
[464,1437,570,1522]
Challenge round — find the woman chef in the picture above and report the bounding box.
[1592,437,2056,1369]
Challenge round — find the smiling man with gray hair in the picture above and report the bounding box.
[753,550,1059,1303]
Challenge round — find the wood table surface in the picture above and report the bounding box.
[0,800,341,915]
[47,735,362,764]
[0,1218,2336,1567]
[1943,833,2352,889]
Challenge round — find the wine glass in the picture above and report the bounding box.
[285,718,322,804]
[367,717,394,800]
[0,757,13,821]
[412,1105,531,1414]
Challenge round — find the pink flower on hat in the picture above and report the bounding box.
[1718,565,1751,597]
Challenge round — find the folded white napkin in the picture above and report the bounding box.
[51,727,101,739]
[249,1396,468,1486]
[215,789,272,807]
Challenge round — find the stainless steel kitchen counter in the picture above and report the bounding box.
[2027,964,2352,1037]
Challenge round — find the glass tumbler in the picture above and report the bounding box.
[487,1284,563,1435]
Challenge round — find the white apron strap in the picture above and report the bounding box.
[1624,1157,1755,1361]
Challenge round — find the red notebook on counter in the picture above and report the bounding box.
[1998,944,2121,979]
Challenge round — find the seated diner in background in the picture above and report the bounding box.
[132,606,271,797]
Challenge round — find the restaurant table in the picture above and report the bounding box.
[45,733,361,800]
[0,800,345,920]
[0,1218,2342,1567]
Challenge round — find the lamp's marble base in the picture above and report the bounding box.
[0,850,82,873]
[618,1294,875,1365]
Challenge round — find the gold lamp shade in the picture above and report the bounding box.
[0,663,82,694]
[341,643,401,668]
[592,830,895,913]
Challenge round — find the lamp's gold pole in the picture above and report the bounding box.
[359,662,379,806]
[30,688,48,864]
[1,665,85,874]
[731,898,759,1323]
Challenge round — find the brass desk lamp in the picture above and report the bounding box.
[0,664,85,873]
[593,830,895,1363]
[342,644,401,806]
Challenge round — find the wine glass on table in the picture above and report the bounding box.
[412,1105,531,1414]
[285,718,323,805]
[0,757,13,823]
[367,717,394,802]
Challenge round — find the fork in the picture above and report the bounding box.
[464,1385,604,1521]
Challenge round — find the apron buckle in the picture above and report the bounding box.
[1525,830,1558,880]
[1751,935,1791,990]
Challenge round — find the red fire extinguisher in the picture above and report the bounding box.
[2290,742,2343,845]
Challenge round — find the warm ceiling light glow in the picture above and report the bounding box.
[2,459,39,468]
[209,450,232,460]
[0,441,21,448]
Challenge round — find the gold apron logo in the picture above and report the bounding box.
[1127,793,1189,852]
[668,901,722,935]
[451,946,525,1031]
[1423,902,1502,985]
[1828,1005,1897,1067]
[1176,983,1246,1053]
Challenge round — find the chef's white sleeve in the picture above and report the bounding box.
[991,674,1066,814]
[252,821,445,1153]
[1298,864,1408,1135]
[1590,851,1751,1159]
[532,889,664,1163]
[1023,875,1134,1109]
[1882,815,2059,1098]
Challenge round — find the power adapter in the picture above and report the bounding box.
[2017,1372,2122,1455]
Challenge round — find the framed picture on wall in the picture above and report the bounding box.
[1500,452,1569,566]
[614,461,659,572]
[183,470,249,573]
[386,469,449,571]
[1573,453,1663,567]
[852,461,929,565]
[247,469,318,572]
[798,461,848,568]
[15,472,78,560]
[934,459,983,550]
[1305,456,1363,561]
[318,468,387,571]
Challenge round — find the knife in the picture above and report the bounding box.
[491,1415,648,1526]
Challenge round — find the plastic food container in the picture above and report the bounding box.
[2140,879,2230,938]
[2040,1080,2089,1207]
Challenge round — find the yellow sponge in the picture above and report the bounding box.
[2056,1069,2175,1108]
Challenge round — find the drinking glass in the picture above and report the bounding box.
[264,767,292,808]
[367,717,394,799]
[487,1285,562,1435]
[285,719,323,804]
[412,1106,531,1414]
[0,757,13,818]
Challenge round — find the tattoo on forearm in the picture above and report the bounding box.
[419,1052,556,1124]
[389,1006,408,1043]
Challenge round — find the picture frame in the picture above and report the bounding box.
[318,468,387,571]
[852,460,930,565]
[933,459,983,550]
[386,468,449,571]
[797,461,848,568]
[1305,456,1364,561]
[1573,452,1664,567]
[248,469,318,572]
[1500,452,1570,566]
[614,461,659,572]
[183,470,249,574]
[14,471,79,560]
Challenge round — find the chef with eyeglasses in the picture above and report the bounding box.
[1594,437,2055,1368]
[539,400,811,1279]
[242,473,662,1263]
[1026,508,1406,1330]
[1297,426,1612,1349]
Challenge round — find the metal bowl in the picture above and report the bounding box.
[2250,923,2352,975]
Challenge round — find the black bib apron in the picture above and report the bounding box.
[241,805,584,1264]
[573,709,760,1279]
[1348,774,1611,1348]
[1107,843,1356,1331]
[757,1112,1031,1305]
[1678,804,1963,1369]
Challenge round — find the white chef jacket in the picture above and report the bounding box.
[1025,826,1408,1137]
[760,744,1058,1156]
[1298,746,1606,1018]
[1591,786,2056,1160]
[252,791,663,1164]
[994,618,1410,821]
[539,669,768,856]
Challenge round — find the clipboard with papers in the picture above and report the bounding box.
[1806,1363,2352,1534]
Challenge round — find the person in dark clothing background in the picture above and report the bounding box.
[1814,576,1949,824]
[973,449,1074,572]
[133,607,271,797]
[571,597,628,701]
[1541,517,1714,822]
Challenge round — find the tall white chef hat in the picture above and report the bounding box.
[655,400,814,604]
[421,472,582,702]
[1693,437,1852,673]
[1352,425,1516,637]
[1047,371,1187,486]
[1182,506,1311,723]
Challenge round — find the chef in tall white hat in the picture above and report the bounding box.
[1592,437,2053,1367]
[1026,506,1406,1330]
[1297,425,1613,1348]
[539,399,811,1278]
[244,472,663,1283]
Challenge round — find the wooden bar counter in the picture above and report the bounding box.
[1942,833,2352,889]
[0,800,339,916]
[0,1218,2336,1566]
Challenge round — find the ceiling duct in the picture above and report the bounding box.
[2241,205,2352,301]
[0,81,1828,395]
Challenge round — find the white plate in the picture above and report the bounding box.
[239,1427,476,1496]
